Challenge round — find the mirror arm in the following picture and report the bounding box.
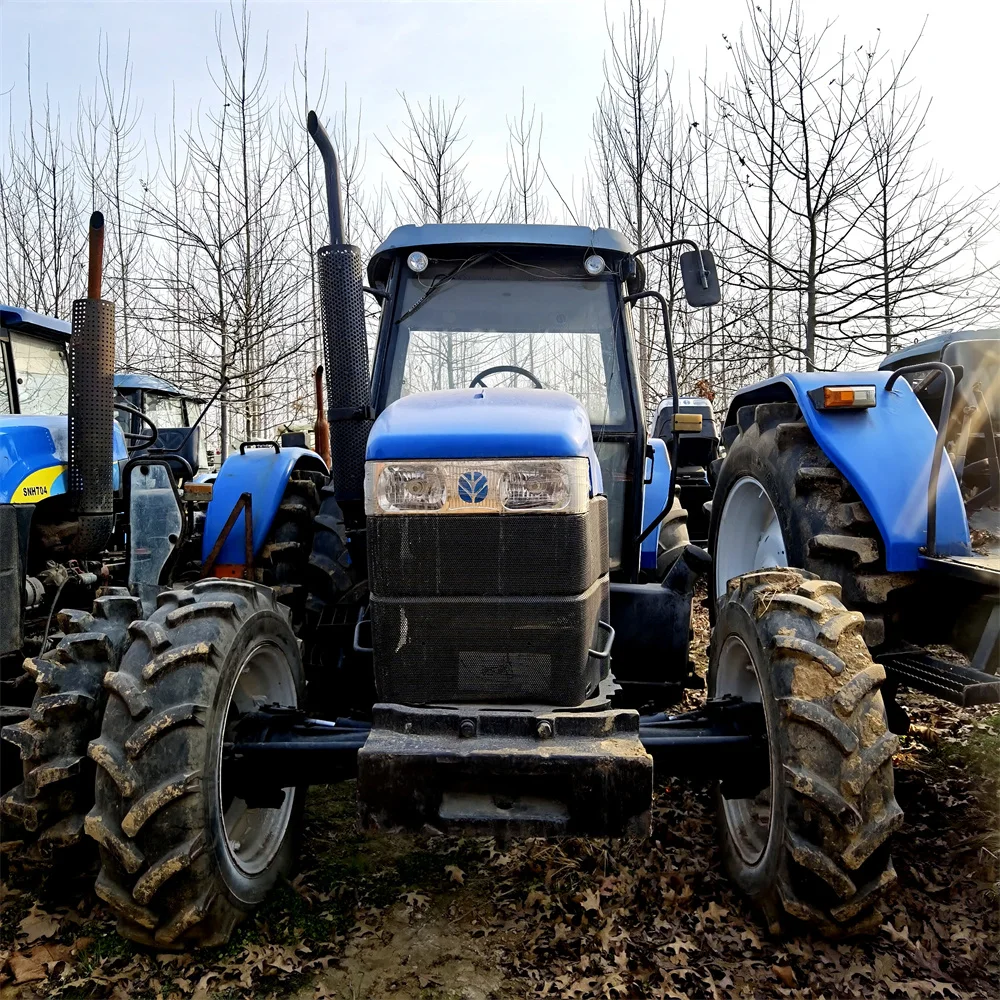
[633,239,710,289]
[625,289,682,546]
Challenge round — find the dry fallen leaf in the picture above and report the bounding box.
[772,964,797,988]
[18,904,61,944]
[444,864,465,884]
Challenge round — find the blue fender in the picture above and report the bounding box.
[0,414,128,503]
[723,372,970,571]
[639,437,671,571]
[202,447,327,566]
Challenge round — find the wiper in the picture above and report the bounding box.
[397,252,491,323]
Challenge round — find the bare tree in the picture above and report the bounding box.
[0,41,84,316]
[381,94,479,224]
[504,91,545,224]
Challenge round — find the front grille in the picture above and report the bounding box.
[368,497,608,597]
[368,497,609,705]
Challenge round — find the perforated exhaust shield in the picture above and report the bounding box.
[316,243,372,504]
[68,297,115,555]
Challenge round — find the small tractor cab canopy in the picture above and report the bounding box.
[0,305,71,415]
[367,224,648,576]
[114,372,211,477]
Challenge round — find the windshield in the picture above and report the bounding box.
[9,332,69,415]
[144,392,186,430]
[385,270,627,427]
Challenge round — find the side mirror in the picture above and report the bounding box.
[680,249,721,308]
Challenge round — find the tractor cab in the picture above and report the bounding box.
[114,372,212,479]
[367,226,648,578]
[1,306,71,416]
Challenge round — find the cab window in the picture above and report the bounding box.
[9,332,69,415]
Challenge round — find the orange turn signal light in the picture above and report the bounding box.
[808,385,877,411]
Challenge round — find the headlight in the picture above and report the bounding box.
[371,463,447,513]
[365,458,589,515]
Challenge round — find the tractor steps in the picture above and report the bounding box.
[878,647,1000,707]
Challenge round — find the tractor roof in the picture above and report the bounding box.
[880,328,1000,369]
[114,372,201,400]
[0,305,71,338]
[367,224,635,284]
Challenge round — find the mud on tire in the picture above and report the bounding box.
[1,589,141,858]
[85,579,303,948]
[710,569,902,936]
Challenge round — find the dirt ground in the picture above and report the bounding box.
[1,597,998,999]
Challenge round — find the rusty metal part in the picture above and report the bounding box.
[314,366,331,467]
[201,492,253,580]
[87,211,105,300]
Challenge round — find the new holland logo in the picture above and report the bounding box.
[457,470,488,504]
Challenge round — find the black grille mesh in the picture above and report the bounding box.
[369,497,608,597]
[371,582,609,704]
[369,497,610,704]
[317,243,371,503]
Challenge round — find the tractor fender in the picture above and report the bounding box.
[639,436,671,571]
[201,446,327,566]
[721,372,969,572]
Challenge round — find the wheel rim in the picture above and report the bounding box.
[716,633,773,865]
[218,640,297,877]
[714,475,787,601]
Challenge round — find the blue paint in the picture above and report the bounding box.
[0,305,71,337]
[0,414,128,502]
[365,388,604,495]
[639,437,672,571]
[879,328,999,369]
[202,447,327,565]
[724,372,970,571]
[371,224,633,258]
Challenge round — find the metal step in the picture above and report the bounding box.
[878,647,1000,707]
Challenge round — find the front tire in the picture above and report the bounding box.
[711,569,902,936]
[85,579,303,948]
[1,590,140,857]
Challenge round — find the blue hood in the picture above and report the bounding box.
[366,388,604,494]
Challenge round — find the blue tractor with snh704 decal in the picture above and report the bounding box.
[8,113,956,948]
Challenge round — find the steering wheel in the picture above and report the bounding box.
[469,365,544,389]
[114,399,159,452]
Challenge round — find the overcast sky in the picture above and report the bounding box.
[1,0,997,217]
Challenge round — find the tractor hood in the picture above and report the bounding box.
[365,388,604,494]
[0,414,127,504]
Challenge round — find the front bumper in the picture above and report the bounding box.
[357,701,652,837]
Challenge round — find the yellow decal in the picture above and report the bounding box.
[11,465,66,504]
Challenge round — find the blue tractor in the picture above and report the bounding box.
[6,119,911,947]
[1,223,222,857]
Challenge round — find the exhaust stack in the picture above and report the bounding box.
[307,111,372,519]
[68,211,115,555]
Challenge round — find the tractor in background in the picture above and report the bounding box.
[14,112,902,952]
[709,330,999,734]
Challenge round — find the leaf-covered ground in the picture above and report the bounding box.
[2,600,998,999]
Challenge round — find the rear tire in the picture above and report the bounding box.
[85,579,303,948]
[709,401,917,650]
[1,590,140,858]
[711,568,901,936]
